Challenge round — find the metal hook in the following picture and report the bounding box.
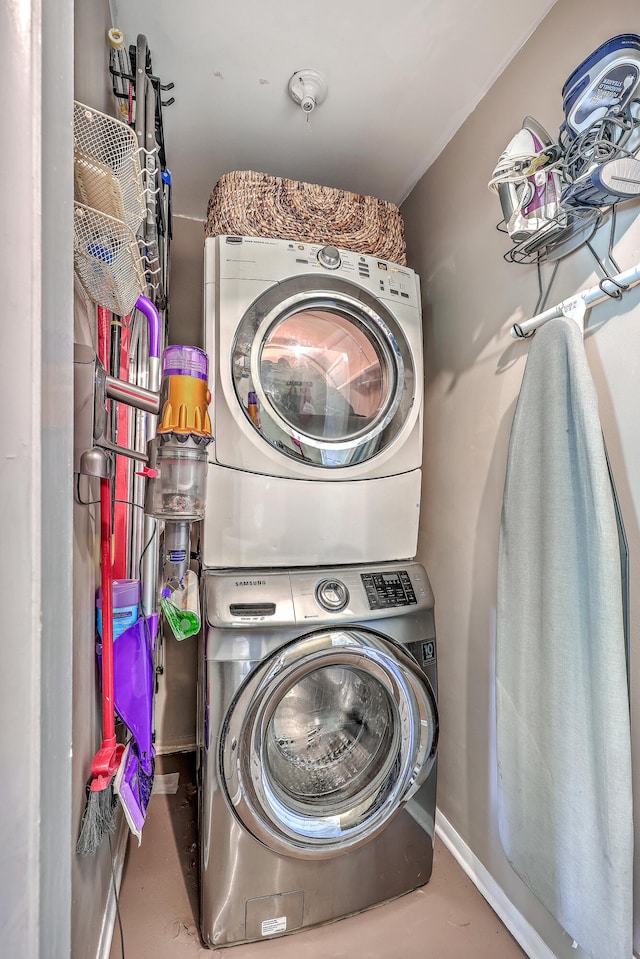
[138,146,159,160]
[532,256,560,316]
[512,322,535,339]
[586,235,629,299]
[604,205,628,285]
[598,277,623,299]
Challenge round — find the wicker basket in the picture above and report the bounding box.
[205,171,407,265]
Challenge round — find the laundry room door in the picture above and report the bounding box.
[231,275,417,467]
[219,627,438,859]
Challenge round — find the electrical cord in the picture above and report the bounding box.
[136,521,163,691]
[560,100,640,184]
[138,520,158,627]
[75,472,146,510]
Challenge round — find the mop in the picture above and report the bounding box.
[76,471,124,855]
[77,304,155,853]
[496,317,633,959]
[112,612,159,844]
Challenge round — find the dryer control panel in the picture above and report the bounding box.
[211,234,420,309]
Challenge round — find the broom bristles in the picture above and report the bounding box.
[76,785,118,857]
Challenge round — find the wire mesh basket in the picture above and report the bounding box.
[73,203,145,316]
[499,204,602,265]
[73,100,146,234]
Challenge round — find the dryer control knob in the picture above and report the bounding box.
[317,245,341,270]
[315,578,349,611]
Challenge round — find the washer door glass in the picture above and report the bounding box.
[220,628,438,859]
[266,664,397,808]
[231,275,416,467]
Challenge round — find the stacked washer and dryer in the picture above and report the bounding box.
[198,234,439,948]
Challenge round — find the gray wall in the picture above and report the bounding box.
[72,3,121,958]
[1,1,74,957]
[402,1,640,956]
[153,214,205,753]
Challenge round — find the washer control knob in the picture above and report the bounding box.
[315,578,349,611]
[317,245,341,270]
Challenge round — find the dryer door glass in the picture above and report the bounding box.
[259,310,389,442]
[231,275,416,467]
[220,627,438,859]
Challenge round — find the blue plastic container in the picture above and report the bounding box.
[96,579,140,639]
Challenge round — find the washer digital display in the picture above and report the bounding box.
[361,570,417,609]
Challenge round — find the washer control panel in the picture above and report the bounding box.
[361,570,417,610]
[315,578,349,611]
[205,562,433,627]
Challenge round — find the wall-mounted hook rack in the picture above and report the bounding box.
[109,32,174,171]
[510,205,640,338]
[73,343,161,473]
[510,257,640,338]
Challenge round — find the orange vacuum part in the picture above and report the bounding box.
[157,374,212,438]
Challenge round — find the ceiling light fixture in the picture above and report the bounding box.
[288,69,328,117]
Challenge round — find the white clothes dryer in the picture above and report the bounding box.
[203,235,424,568]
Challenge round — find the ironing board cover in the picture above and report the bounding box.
[496,318,632,959]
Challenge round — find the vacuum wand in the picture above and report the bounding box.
[163,520,191,584]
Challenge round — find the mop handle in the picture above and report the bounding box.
[100,475,116,745]
[97,305,116,746]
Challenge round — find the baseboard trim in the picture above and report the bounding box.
[435,809,557,959]
[96,813,129,959]
[155,739,197,756]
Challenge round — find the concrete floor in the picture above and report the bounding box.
[110,754,528,959]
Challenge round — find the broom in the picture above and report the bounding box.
[76,470,125,855]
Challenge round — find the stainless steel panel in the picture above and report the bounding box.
[244,891,304,940]
[200,721,435,947]
[205,570,295,627]
[204,561,434,631]
[199,560,439,947]
[204,609,436,662]
[218,629,437,858]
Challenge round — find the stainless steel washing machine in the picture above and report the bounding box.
[198,561,439,948]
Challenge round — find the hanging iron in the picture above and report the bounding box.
[488,117,565,244]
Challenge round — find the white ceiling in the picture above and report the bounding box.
[111,0,557,219]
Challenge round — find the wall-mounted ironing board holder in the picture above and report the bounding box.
[509,258,640,338]
[510,207,640,338]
